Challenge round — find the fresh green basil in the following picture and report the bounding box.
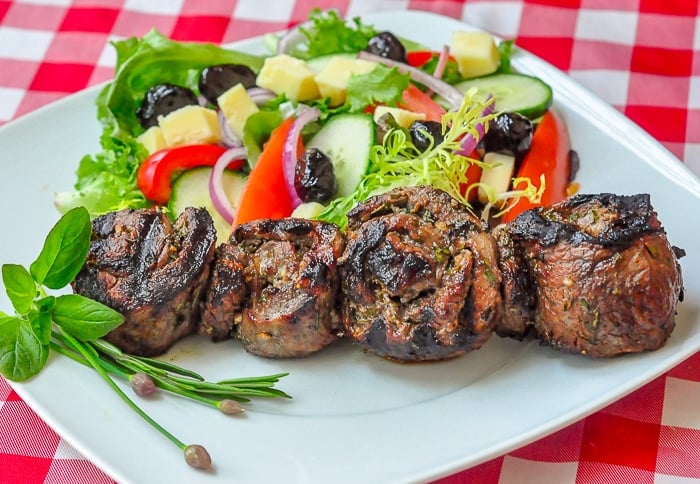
[0,314,49,382]
[2,264,36,314]
[52,294,124,341]
[29,207,91,289]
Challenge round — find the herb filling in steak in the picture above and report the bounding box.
[72,207,217,356]
[503,193,684,357]
[339,186,502,361]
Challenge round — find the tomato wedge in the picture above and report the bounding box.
[233,117,295,227]
[399,84,446,122]
[137,144,243,204]
[406,51,435,67]
[502,110,571,222]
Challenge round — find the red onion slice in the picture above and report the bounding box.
[433,45,451,81]
[456,95,495,156]
[357,51,464,110]
[276,20,313,55]
[246,87,277,106]
[218,110,243,148]
[282,106,321,208]
[209,146,247,224]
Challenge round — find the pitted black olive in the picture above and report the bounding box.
[364,31,406,62]
[136,84,199,129]
[480,112,534,162]
[294,148,337,204]
[409,120,445,152]
[198,64,258,105]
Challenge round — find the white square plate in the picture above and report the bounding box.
[1,10,699,484]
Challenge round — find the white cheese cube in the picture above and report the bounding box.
[478,152,516,204]
[137,126,166,155]
[158,105,222,147]
[217,84,259,139]
[256,54,319,102]
[314,57,377,106]
[373,106,426,129]
[451,31,501,78]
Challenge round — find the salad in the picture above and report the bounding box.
[54,8,576,242]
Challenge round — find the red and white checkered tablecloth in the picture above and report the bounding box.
[1,1,699,483]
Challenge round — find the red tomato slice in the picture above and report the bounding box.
[502,110,571,222]
[233,117,295,227]
[399,84,446,122]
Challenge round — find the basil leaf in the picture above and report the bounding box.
[2,264,36,314]
[30,207,92,289]
[0,315,49,382]
[52,294,123,341]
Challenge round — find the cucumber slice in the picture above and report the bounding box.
[307,113,375,198]
[169,167,246,243]
[454,73,553,119]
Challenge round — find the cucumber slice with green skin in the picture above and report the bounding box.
[307,113,375,198]
[454,73,553,119]
[169,167,246,243]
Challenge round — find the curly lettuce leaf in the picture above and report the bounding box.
[292,9,377,59]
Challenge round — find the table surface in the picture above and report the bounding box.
[1,1,699,483]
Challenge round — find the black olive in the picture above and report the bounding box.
[364,31,406,62]
[294,148,337,204]
[480,112,534,161]
[409,120,444,152]
[198,64,257,105]
[136,84,198,129]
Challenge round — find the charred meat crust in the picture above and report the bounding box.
[340,186,502,361]
[72,207,217,357]
[228,218,346,358]
[504,193,684,357]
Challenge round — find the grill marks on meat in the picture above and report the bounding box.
[503,193,684,357]
[205,218,345,358]
[340,186,502,361]
[72,207,217,356]
[72,188,684,362]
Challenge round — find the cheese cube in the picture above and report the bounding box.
[137,126,166,155]
[256,54,319,102]
[217,84,259,139]
[158,105,222,147]
[478,152,516,204]
[374,106,426,129]
[451,31,501,78]
[314,57,377,106]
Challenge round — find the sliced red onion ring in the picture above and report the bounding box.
[276,20,313,54]
[282,106,321,208]
[357,51,464,110]
[209,146,247,224]
[433,45,451,81]
[456,95,496,156]
[218,110,243,148]
[246,87,277,106]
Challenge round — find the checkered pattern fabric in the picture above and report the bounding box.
[0,1,698,483]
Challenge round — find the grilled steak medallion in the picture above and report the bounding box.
[218,218,345,358]
[340,186,502,362]
[491,224,536,339]
[72,207,217,356]
[505,193,684,357]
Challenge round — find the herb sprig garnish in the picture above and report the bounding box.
[0,207,290,470]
